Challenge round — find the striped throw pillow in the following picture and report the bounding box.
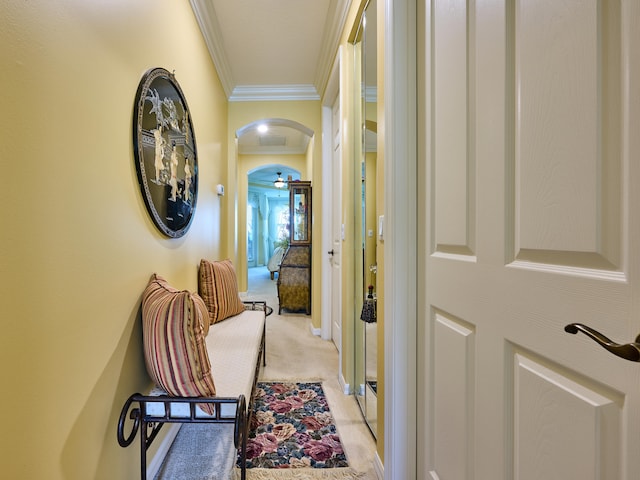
[198,259,246,324]
[141,274,216,413]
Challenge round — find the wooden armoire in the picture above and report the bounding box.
[277,181,311,314]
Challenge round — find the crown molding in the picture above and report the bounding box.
[314,0,352,95]
[189,0,235,98]
[229,85,320,102]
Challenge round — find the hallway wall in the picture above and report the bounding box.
[0,1,228,478]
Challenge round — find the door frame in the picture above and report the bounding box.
[383,0,418,479]
[321,49,342,342]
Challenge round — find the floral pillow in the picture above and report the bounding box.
[141,274,216,413]
[198,259,246,324]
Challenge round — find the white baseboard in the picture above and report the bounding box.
[339,373,351,395]
[373,452,384,479]
[309,323,322,336]
[147,423,181,480]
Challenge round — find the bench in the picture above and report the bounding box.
[117,262,267,480]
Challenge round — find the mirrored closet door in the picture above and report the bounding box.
[353,0,377,438]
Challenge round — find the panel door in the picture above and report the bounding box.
[331,95,343,351]
[419,1,640,479]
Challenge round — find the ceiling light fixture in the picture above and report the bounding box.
[257,124,268,133]
[274,172,285,189]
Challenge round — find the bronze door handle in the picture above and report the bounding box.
[564,323,640,362]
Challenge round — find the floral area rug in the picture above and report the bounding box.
[237,382,352,474]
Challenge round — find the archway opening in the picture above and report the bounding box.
[237,118,313,294]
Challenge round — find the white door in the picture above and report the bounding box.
[418,2,640,480]
[331,95,343,351]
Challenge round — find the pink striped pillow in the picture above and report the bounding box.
[141,274,216,413]
[198,259,246,324]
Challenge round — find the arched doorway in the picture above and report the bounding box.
[236,118,313,294]
[246,164,300,274]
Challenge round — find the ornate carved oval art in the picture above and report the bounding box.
[133,67,198,238]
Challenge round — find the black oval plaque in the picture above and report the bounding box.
[133,67,198,238]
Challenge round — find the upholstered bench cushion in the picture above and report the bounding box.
[145,308,265,419]
[207,309,264,401]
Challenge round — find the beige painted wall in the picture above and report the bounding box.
[0,0,387,476]
[0,0,228,478]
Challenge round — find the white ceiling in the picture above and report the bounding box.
[236,117,315,155]
[189,0,351,101]
[237,124,310,155]
[188,0,352,172]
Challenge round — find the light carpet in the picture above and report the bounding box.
[240,267,377,479]
[154,423,236,480]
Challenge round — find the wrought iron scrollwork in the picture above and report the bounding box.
[117,393,142,447]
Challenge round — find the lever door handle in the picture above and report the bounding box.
[564,323,640,362]
[327,249,335,256]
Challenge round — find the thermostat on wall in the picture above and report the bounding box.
[216,184,225,196]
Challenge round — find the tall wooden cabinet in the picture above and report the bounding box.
[277,181,312,314]
[289,181,311,245]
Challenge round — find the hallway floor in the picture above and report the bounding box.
[245,266,379,478]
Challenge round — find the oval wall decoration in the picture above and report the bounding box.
[133,67,198,238]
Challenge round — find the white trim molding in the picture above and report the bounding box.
[229,84,320,102]
[146,424,181,480]
[309,323,322,337]
[190,0,351,101]
[339,373,351,395]
[321,48,342,342]
[374,452,385,479]
[189,0,234,98]
[383,0,418,480]
[314,0,353,95]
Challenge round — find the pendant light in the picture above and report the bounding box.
[274,172,285,188]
